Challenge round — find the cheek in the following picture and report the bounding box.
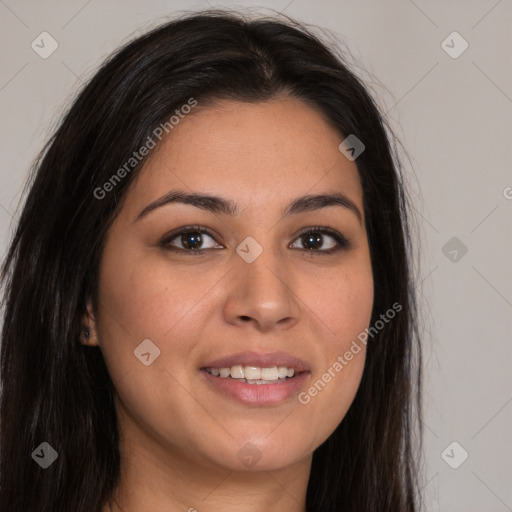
[98,243,212,339]
[94,240,225,394]
[93,247,216,445]
[300,258,374,349]
[293,260,373,434]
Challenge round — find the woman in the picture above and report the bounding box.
[0,9,423,512]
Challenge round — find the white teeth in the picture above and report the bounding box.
[244,366,261,380]
[277,366,288,379]
[230,365,245,379]
[219,368,230,378]
[260,366,279,380]
[205,364,299,383]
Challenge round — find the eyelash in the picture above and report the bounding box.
[158,225,350,256]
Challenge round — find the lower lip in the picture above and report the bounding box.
[200,370,310,406]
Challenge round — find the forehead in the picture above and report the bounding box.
[125,97,363,215]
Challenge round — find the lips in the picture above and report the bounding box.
[199,350,311,406]
[201,350,311,372]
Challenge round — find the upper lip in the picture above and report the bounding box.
[201,350,310,372]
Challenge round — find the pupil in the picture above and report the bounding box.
[304,233,321,250]
[183,232,202,249]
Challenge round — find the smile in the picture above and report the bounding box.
[204,365,297,384]
[200,350,311,405]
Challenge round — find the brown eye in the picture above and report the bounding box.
[290,227,350,254]
[160,226,223,254]
[176,231,206,250]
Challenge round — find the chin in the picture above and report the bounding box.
[218,435,310,472]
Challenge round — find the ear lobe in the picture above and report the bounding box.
[80,299,98,346]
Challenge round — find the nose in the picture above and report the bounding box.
[223,247,300,332]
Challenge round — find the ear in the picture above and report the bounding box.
[80,299,99,346]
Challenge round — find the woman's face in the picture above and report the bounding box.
[87,97,373,472]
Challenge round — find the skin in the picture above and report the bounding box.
[82,96,374,512]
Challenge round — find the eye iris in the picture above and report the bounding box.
[182,232,202,250]
[303,232,322,250]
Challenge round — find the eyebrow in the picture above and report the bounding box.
[134,189,363,224]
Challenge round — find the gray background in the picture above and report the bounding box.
[1,1,511,510]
